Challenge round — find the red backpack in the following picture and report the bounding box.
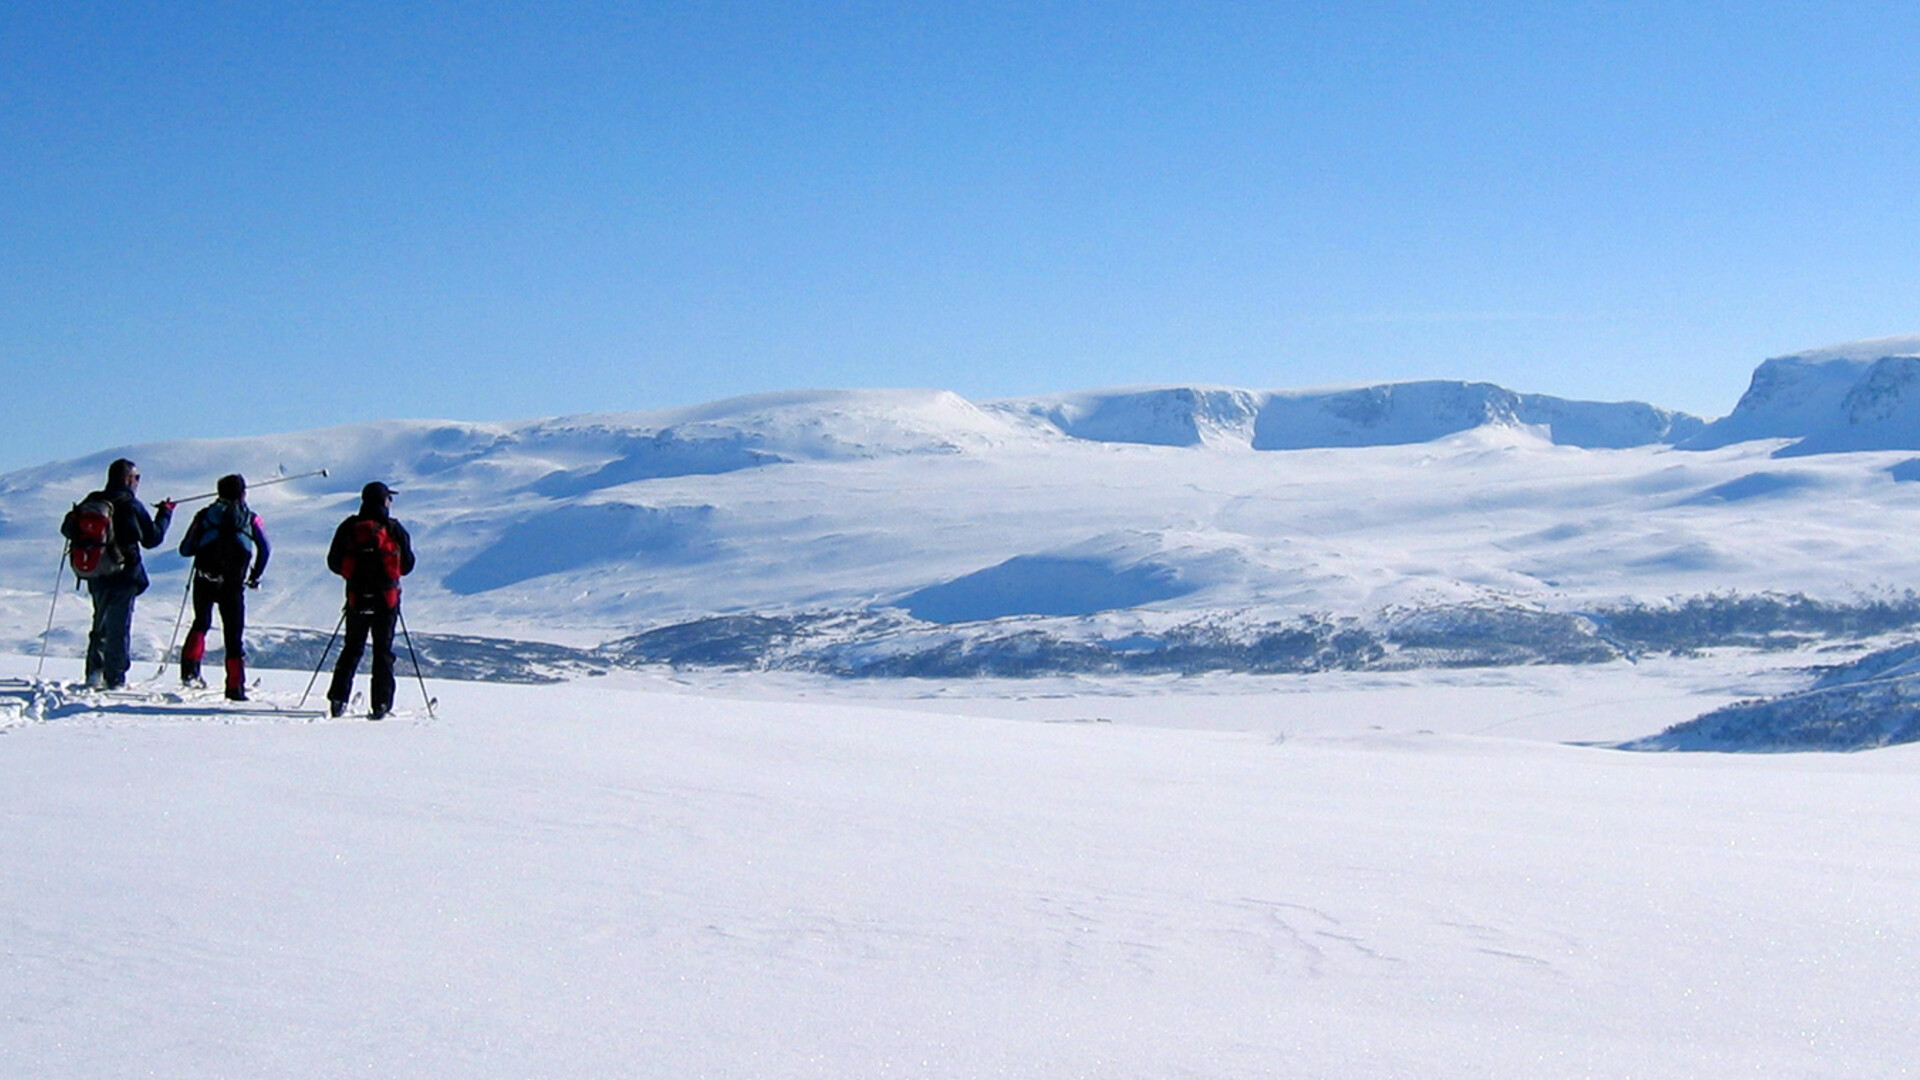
[63,495,125,580]
[339,518,403,610]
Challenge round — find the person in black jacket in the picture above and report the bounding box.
[63,458,175,689]
[176,474,271,699]
[324,481,416,719]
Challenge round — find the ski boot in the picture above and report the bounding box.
[181,633,208,689]
[224,657,248,702]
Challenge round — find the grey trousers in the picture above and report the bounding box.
[85,578,143,686]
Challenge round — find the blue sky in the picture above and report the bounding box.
[4,2,1918,471]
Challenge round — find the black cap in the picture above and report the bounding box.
[361,481,393,503]
[217,474,246,501]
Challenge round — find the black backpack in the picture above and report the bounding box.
[192,501,254,576]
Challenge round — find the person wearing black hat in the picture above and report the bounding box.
[324,481,416,718]
[176,473,271,698]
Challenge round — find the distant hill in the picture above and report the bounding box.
[990,382,1704,450]
[1620,640,1920,752]
[1683,335,1920,455]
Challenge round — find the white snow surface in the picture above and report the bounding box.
[7,649,1920,1078]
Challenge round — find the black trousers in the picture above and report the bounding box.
[328,606,398,713]
[182,572,245,680]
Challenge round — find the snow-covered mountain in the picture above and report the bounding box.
[1683,334,1920,455]
[5,349,1920,692]
[993,381,1703,449]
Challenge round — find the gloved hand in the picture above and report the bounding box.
[246,575,261,590]
[156,499,177,514]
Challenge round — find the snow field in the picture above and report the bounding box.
[5,658,1919,1078]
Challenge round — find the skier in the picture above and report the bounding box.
[324,481,416,719]
[176,474,271,699]
[61,459,175,689]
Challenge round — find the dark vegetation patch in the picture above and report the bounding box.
[198,592,1920,691]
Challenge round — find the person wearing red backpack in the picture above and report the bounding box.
[324,481,416,719]
[176,474,271,699]
[60,458,175,689]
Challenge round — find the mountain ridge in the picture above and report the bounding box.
[5,342,1920,658]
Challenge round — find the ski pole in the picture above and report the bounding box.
[33,545,68,682]
[155,573,194,681]
[175,467,330,505]
[395,606,436,718]
[297,610,347,710]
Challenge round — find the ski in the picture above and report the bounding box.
[362,701,438,722]
[217,707,332,720]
